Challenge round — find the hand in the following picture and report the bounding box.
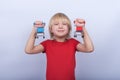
[33,21,43,27]
[32,21,43,34]
[74,18,85,27]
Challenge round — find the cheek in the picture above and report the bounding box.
[65,26,69,32]
[50,26,57,33]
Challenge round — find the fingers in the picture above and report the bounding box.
[34,21,42,25]
[33,21,43,27]
[76,18,85,24]
[74,18,85,27]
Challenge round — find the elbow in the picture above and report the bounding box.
[88,49,94,53]
[24,49,32,54]
[85,47,94,53]
[25,50,30,54]
[87,47,94,53]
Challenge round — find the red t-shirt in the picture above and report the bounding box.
[41,38,80,80]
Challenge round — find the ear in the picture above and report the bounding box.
[73,20,75,23]
[49,27,53,33]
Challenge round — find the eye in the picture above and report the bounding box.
[63,23,67,25]
[54,23,59,25]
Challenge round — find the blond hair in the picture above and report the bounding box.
[48,13,72,39]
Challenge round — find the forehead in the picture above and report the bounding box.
[52,18,69,23]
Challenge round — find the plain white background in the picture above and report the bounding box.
[0,0,120,80]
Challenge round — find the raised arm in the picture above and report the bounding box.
[25,22,44,54]
[76,19,94,53]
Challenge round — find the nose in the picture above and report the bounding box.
[58,24,63,29]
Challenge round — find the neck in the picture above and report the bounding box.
[54,37,67,42]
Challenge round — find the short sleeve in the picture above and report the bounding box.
[71,38,80,46]
[40,40,49,53]
[70,38,80,51]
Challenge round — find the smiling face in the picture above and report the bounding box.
[51,20,69,38]
[49,13,71,39]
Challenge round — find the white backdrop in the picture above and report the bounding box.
[0,0,120,80]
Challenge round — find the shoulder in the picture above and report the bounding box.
[40,39,53,44]
[67,38,80,45]
[68,38,80,42]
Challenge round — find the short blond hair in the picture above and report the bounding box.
[48,13,72,39]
